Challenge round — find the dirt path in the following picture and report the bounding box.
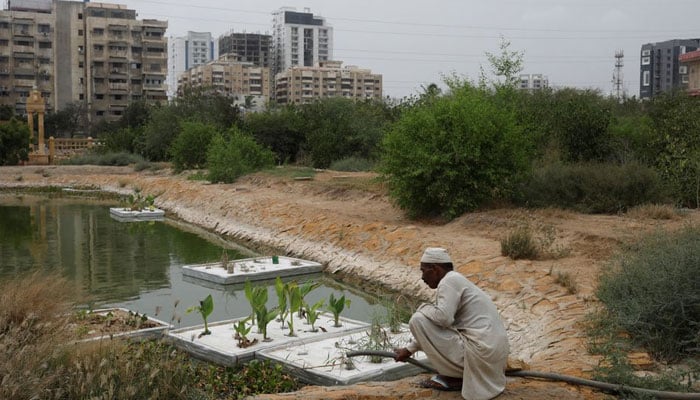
[2,165,698,400]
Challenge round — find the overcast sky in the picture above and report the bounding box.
[110,0,699,99]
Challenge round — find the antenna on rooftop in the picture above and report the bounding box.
[612,49,625,101]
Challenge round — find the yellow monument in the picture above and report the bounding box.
[26,87,48,164]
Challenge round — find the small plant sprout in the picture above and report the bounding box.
[244,280,257,325]
[285,282,302,337]
[220,249,229,272]
[327,293,351,327]
[255,304,279,342]
[305,298,325,332]
[298,280,321,317]
[274,277,288,328]
[233,317,256,348]
[186,294,214,338]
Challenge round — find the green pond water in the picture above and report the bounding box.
[0,193,388,328]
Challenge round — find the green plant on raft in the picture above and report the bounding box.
[305,298,325,332]
[255,304,279,342]
[298,280,321,317]
[244,280,257,325]
[233,317,256,348]
[274,277,288,328]
[327,293,351,327]
[186,294,214,337]
[285,282,302,337]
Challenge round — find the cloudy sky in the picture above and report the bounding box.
[110,0,699,99]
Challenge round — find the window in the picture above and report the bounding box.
[79,93,84,100]
[641,56,650,65]
[682,76,689,83]
[78,29,83,36]
[78,13,83,20]
[680,65,688,74]
[643,70,650,86]
[79,61,84,68]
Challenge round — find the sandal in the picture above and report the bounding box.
[418,375,462,391]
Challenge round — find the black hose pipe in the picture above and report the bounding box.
[345,350,700,400]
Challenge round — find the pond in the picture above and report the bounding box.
[0,192,390,329]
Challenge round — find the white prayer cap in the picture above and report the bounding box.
[420,247,452,264]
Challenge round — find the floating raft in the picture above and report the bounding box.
[76,307,171,342]
[258,323,430,385]
[109,207,165,221]
[166,313,368,367]
[182,256,323,285]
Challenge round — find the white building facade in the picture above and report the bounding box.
[271,7,332,77]
[167,31,217,99]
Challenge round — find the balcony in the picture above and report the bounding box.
[108,82,128,91]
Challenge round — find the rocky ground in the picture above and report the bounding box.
[2,164,698,400]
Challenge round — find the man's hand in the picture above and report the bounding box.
[393,347,412,362]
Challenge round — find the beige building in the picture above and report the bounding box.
[274,60,382,105]
[177,54,271,109]
[680,49,700,96]
[0,0,168,123]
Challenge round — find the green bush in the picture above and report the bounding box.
[100,127,140,154]
[518,161,668,213]
[170,121,218,172]
[0,118,29,165]
[596,226,700,361]
[329,157,375,172]
[381,81,532,219]
[206,128,275,184]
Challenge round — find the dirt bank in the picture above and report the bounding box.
[2,165,698,400]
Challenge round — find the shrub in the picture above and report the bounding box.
[61,151,145,166]
[381,81,532,219]
[206,128,275,184]
[329,156,375,172]
[518,161,668,213]
[626,204,679,220]
[501,226,539,259]
[0,118,29,165]
[170,121,218,172]
[596,226,700,361]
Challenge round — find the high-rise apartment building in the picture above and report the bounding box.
[640,39,700,99]
[177,54,271,109]
[0,0,168,122]
[218,31,270,67]
[274,60,381,105]
[167,31,216,99]
[271,7,332,78]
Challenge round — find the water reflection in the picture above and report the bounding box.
[0,194,387,328]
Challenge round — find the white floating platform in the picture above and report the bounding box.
[109,207,165,221]
[182,256,323,285]
[76,307,172,342]
[166,313,368,367]
[258,324,430,385]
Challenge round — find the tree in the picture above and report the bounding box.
[244,106,304,164]
[299,98,388,168]
[381,81,532,219]
[44,102,89,138]
[482,37,525,90]
[0,118,29,165]
[207,127,275,183]
[552,88,613,162]
[139,106,181,161]
[174,86,241,130]
[169,121,218,171]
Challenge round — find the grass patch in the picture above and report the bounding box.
[61,151,145,166]
[186,170,209,181]
[262,165,317,180]
[548,267,578,294]
[626,204,680,220]
[329,157,376,172]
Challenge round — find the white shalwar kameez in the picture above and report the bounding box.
[406,270,509,400]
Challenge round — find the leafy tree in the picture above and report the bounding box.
[381,81,532,219]
[101,127,139,154]
[174,86,241,130]
[170,121,218,171]
[300,98,387,168]
[206,127,275,184]
[481,37,524,89]
[139,106,181,161]
[44,102,89,138]
[551,88,613,162]
[0,105,14,121]
[244,106,304,164]
[0,118,29,165]
[647,91,700,207]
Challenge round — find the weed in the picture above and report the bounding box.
[548,267,578,294]
[501,226,539,259]
[187,170,208,181]
[14,175,22,181]
[626,204,679,220]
